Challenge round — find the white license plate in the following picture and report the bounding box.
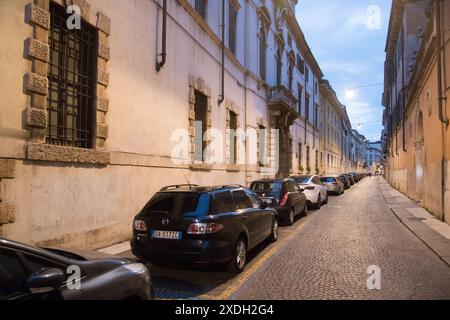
[151,230,182,240]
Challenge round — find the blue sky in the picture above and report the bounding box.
[296,0,391,142]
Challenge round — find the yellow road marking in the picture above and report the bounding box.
[198,220,308,300]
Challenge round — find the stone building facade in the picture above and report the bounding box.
[0,0,369,248]
[382,0,449,223]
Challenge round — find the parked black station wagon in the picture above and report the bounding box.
[249,179,307,226]
[131,185,279,273]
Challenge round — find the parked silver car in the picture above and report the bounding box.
[320,176,345,195]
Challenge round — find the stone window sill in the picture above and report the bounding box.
[226,164,241,172]
[27,143,110,165]
[189,163,213,171]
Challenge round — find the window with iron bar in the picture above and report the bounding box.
[47,2,97,149]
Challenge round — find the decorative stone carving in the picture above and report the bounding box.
[96,123,108,139]
[27,38,49,62]
[27,107,47,129]
[26,73,48,95]
[29,4,50,30]
[98,69,110,86]
[96,96,109,112]
[0,202,16,225]
[97,12,111,36]
[27,143,110,165]
[98,42,110,61]
[0,160,15,179]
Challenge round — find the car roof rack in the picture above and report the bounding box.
[160,184,199,191]
[212,184,245,191]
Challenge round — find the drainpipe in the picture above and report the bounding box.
[218,0,225,105]
[155,0,167,72]
[436,0,448,222]
[401,28,407,153]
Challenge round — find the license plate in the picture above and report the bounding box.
[151,230,182,240]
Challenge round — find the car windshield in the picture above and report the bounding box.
[321,177,335,183]
[250,182,282,198]
[142,192,208,218]
[292,176,311,184]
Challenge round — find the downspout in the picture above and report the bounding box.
[436,0,448,222]
[401,28,407,153]
[155,0,167,72]
[218,0,225,105]
[244,1,248,184]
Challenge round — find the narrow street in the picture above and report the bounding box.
[121,177,450,300]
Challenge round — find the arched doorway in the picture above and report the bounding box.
[414,111,425,199]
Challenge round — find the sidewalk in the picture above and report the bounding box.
[379,178,450,267]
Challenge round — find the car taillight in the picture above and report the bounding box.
[187,223,224,235]
[134,220,147,232]
[304,186,315,190]
[279,193,289,206]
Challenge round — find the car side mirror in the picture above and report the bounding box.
[26,268,65,295]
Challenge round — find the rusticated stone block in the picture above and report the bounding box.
[98,42,110,61]
[27,143,110,165]
[96,96,109,112]
[26,73,48,95]
[0,160,15,179]
[98,69,110,86]
[0,202,16,224]
[27,38,49,62]
[97,12,111,36]
[96,123,108,139]
[29,4,50,30]
[27,107,47,129]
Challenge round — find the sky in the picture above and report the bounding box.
[296,0,392,142]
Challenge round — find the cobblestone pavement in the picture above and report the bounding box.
[121,177,450,300]
[232,177,450,300]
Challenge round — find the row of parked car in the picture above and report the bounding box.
[0,172,368,300]
[131,173,369,273]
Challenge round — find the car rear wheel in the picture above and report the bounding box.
[228,238,247,273]
[269,218,279,242]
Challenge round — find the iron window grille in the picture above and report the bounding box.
[228,1,237,55]
[195,0,207,20]
[229,111,238,164]
[194,90,208,162]
[47,2,98,149]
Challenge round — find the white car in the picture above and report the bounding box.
[290,175,328,209]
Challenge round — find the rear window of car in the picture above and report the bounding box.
[142,192,209,218]
[292,176,311,184]
[250,182,282,198]
[321,177,336,183]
